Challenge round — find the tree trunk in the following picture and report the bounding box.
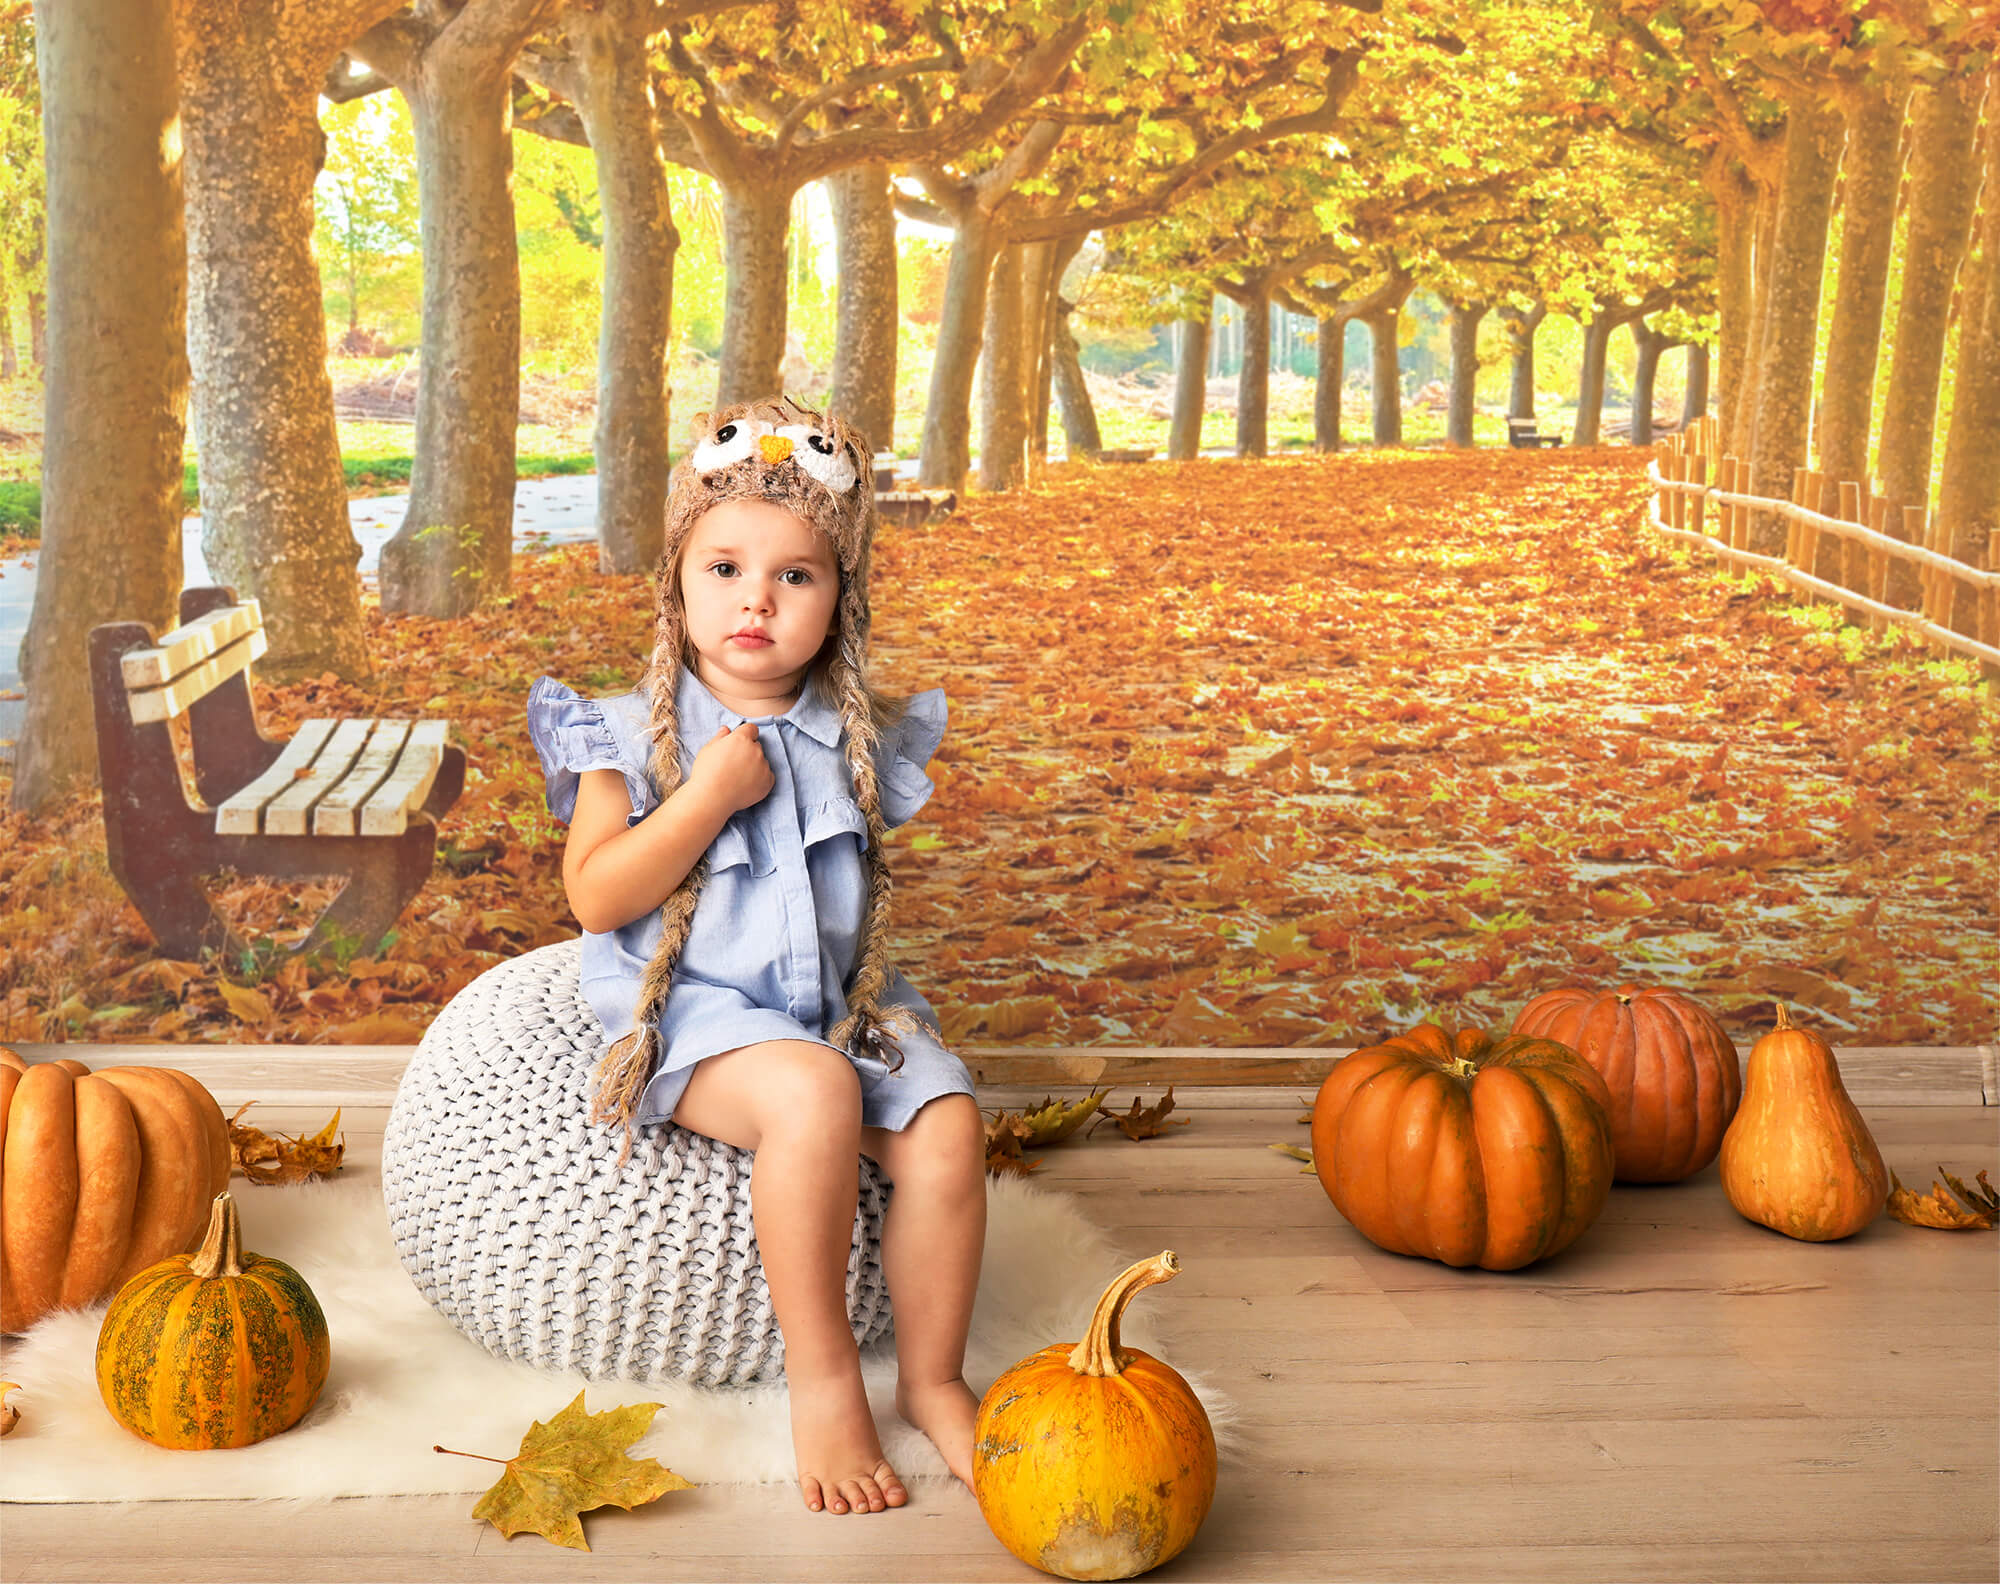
[1366,308,1402,446]
[176,3,377,685]
[1234,284,1271,458]
[1051,298,1100,460]
[1682,342,1711,428]
[1446,301,1485,447]
[1704,157,1760,460]
[0,264,15,379]
[1572,311,1619,446]
[1936,66,2000,644]
[1630,319,1672,446]
[14,0,188,811]
[1169,315,1208,461]
[1876,69,1984,604]
[827,162,897,452]
[378,56,526,615]
[568,0,676,576]
[1817,81,1907,494]
[917,214,997,492]
[1500,302,1545,419]
[1025,236,1079,466]
[715,181,797,408]
[1314,313,1345,452]
[1746,97,1842,555]
[977,243,1029,492]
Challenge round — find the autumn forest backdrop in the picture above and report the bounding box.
[0,0,1995,1051]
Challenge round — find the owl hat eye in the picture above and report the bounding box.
[776,423,859,493]
[690,417,773,474]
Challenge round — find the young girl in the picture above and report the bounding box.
[525,399,986,1517]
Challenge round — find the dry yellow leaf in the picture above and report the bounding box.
[1886,1168,1998,1231]
[440,1393,690,1552]
[229,1103,346,1185]
[216,980,275,1026]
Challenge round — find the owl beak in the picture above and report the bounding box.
[758,434,794,464]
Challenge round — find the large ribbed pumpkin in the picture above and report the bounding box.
[1,1047,231,1333]
[96,1192,330,1450]
[1510,983,1742,1182]
[1312,1023,1616,1271]
[973,1252,1215,1580]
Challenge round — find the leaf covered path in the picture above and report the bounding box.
[3,450,1994,1047]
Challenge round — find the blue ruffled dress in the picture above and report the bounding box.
[525,668,975,1131]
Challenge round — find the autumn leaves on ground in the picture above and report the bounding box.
[2,450,1995,1048]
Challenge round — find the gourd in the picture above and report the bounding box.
[1719,1006,1888,1242]
[96,1191,330,1450]
[1,1048,232,1333]
[1511,983,1741,1182]
[1311,1023,1616,1271]
[973,1252,1215,1581]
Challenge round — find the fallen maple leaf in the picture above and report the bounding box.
[1269,1141,1315,1174]
[438,1393,690,1551]
[1017,1088,1109,1146]
[1089,1086,1193,1141]
[1,1379,18,1436]
[229,1103,346,1184]
[1887,1167,1998,1230]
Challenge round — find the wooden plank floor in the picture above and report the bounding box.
[3,1085,1996,1583]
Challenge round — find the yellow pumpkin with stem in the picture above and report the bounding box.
[973,1251,1215,1581]
[96,1192,330,1449]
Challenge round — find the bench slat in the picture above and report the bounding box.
[127,629,270,725]
[313,721,413,836]
[262,718,373,835]
[360,720,449,836]
[215,718,340,835]
[119,600,263,691]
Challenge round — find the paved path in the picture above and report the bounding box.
[0,474,606,763]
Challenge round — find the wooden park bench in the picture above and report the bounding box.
[1507,417,1564,449]
[875,489,956,528]
[88,585,466,961]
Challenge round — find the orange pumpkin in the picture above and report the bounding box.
[1,1047,231,1333]
[1312,1023,1616,1270]
[1719,1006,1888,1241]
[973,1252,1215,1580]
[96,1191,330,1449]
[1511,983,1742,1182]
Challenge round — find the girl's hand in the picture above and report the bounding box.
[690,722,774,813]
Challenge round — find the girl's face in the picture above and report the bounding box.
[678,498,840,709]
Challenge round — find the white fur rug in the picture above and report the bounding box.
[0,1173,1234,1503]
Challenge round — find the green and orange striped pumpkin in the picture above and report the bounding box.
[95,1192,329,1450]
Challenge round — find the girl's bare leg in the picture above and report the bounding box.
[673,1040,907,1515]
[861,1094,987,1489]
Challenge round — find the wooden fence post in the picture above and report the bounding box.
[1841,473,1870,594]
[1689,453,1708,538]
[1910,505,1940,650]
[1866,496,1892,634]
[1984,531,1999,687]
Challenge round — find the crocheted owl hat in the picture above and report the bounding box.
[591,397,931,1134]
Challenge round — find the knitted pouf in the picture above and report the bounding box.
[381,938,892,1386]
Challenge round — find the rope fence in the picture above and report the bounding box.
[1647,415,2000,678]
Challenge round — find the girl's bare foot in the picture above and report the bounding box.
[789,1371,908,1514]
[896,1376,981,1489]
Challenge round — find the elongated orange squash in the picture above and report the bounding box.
[1719,1006,1888,1241]
[96,1192,330,1450]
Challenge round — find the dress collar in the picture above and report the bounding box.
[672,665,844,749]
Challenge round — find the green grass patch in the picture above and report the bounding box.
[0,481,39,534]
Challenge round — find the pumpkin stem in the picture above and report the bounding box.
[1774,1003,1794,1032]
[187,1193,246,1280]
[1068,1251,1180,1378]
[1442,1056,1479,1080]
